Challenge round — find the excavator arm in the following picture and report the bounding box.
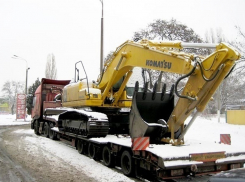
[62,39,240,144]
[97,40,193,89]
[165,43,240,144]
[97,40,240,144]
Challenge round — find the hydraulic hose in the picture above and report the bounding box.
[175,59,198,101]
[224,64,236,79]
[175,56,225,101]
[197,61,224,82]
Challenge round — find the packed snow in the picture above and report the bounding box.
[0,114,31,126]
[1,114,245,181]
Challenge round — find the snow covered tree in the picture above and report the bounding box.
[219,26,245,111]
[45,53,57,79]
[1,81,24,114]
[201,27,245,114]
[132,18,204,91]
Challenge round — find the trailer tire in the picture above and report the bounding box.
[88,143,97,159]
[34,120,40,135]
[77,140,85,154]
[121,150,135,177]
[43,122,49,138]
[102,146,114,167]
[49,123,56,140]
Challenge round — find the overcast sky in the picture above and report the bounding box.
[0,0,244,96]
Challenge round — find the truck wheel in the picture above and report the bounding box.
[77,140,85,154]
[49,123,56,140]
[34,120,40,135]
[121,150,135,176]
[102,146,114,167]
[43,122,49,138]
[88,143,96,159]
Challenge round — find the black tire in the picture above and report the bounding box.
[102,146,114,167]
[56,133,60,140]
[49,123,56,140]
[88,143,96,159]
[77,140,85,154]
[43,122,49,138]
[121,150,135,176]
[34,120,40,135]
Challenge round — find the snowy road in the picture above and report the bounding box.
[1,114,245,182]
[0,124,139,182]
[0,126,36,182]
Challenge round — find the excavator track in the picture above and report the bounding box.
[58,109,109,138]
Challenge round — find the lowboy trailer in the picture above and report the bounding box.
[31,38,245,180]
[41,116,245,181]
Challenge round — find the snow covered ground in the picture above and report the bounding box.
[0,114,31,126]
[1,113,245,157]
[0,114,136,182]
[185,114,245,154]
[0,114,245,181]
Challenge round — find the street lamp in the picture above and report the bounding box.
[12,55,30,95]
[12,55,30,121]
[99,0,104,75]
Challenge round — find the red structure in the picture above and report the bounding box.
[16,94,26,120]
[220,134,231,145]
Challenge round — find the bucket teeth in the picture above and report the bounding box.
[135,81,139,92]
[161,83,166,101]
[152,82,157,100]
[129,81,174,143]
[142,82,149,100]
[170,84,174,99]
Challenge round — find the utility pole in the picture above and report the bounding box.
[12,55,30,95]
[12,55,30,121]
[99,0,104,75]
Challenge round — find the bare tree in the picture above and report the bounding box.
[205,28,227,43]
[133,21,244,114]
[1,81,24,114]
[204,28,227,114]
[220,26,245,111]
[204,27,245,114]
[45,53,57,79]
[132,18,204,91]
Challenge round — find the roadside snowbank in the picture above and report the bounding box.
[185,115,245,148]
[0,114,31,126]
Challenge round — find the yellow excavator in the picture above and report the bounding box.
[58,39,240,145]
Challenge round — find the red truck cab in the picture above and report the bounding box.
[31,78,70,129]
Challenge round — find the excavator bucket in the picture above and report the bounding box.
[129,81,174,143]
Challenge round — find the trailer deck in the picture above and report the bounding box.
[50,126,245,180]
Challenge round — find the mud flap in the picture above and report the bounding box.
[129,82,174,143]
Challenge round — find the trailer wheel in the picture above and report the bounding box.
[88,143,96,159]
[102,146,114,167]
[34,120,40,135]
[121,150,135,176]
[49,123,56,140]
[77,140,85,154]
[43,122,49,138]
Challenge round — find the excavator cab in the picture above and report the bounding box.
[129,81,174,143]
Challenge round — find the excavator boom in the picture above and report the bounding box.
[61,39,240,144]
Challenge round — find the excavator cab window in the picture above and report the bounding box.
[126,87,143,97]
[112,76,125,92]
[74,61,90,94]
[74,61,88,83]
